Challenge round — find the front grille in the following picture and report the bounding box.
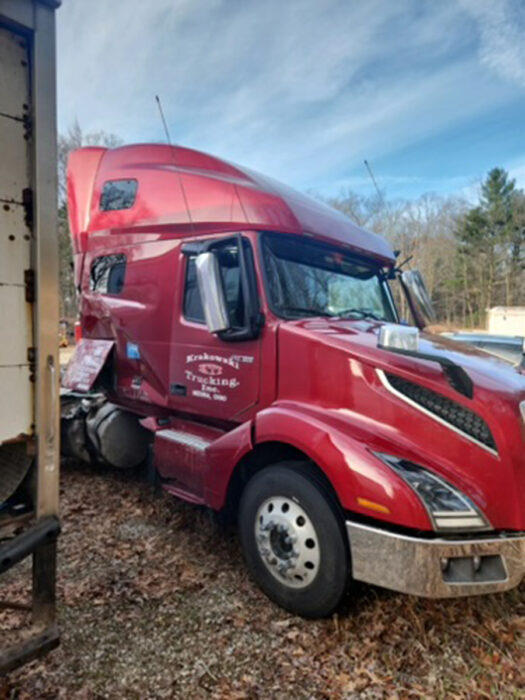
[385,373,497,452]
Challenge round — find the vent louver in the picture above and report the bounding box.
[385,373,497,452]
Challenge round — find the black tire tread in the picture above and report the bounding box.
[239,460,350,618]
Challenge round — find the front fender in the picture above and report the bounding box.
[204,421,254,509]
[255,402,432,531]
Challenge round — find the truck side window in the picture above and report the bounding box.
[90,254,126,294]
[183,258,205,323]
[183,240,246,328]
[217,243,244,328]
[100,179,138,211]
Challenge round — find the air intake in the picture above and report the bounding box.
[384,373,497,453]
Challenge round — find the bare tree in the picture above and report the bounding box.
[323,189,469,327]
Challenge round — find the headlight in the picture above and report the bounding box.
[375,453,490,532]
[520,400,525,423]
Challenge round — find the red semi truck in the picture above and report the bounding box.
[62,144,525,618]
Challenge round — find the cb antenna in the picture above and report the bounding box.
[155,94,173,146]
[154,94,193,229]
[364,159,387,211]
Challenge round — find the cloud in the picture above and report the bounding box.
[459,0,525,89]
[56,0,524,197]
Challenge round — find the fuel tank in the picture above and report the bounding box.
[62,398,150,470]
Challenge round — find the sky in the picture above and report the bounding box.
[56,0,525,201]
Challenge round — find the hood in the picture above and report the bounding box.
[276,318,525,531]
[291,318,525,399]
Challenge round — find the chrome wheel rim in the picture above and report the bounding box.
[255,496,320,589]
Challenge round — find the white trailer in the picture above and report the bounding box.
[487,306,525,337]
[0,0,60,673]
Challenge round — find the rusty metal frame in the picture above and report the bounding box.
[0,0,60,675]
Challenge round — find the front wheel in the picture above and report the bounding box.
[238,462,350,618]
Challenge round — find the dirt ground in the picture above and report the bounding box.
[1,461,524,699]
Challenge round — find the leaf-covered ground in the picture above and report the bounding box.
[2,461,524,698]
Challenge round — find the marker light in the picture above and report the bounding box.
[356,497,390,515]
[375,453,490,532]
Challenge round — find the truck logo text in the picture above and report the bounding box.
[198,363,223,377]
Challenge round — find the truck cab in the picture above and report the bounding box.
[63,144,525,617]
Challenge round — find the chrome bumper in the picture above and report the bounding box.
[347,521,525,598]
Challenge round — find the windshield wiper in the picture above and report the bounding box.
[279,306,335,318]
[336,308,385,321]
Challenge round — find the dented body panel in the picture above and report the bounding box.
[62,338,114,392]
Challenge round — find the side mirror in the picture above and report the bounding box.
[519,338,525,374]
[400,269,437,327]
[195,252,231,334]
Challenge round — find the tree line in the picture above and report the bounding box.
[58,124,524,329]
[326,168,524,328]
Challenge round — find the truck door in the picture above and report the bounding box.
[169,235,261,420]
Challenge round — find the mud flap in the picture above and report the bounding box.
[62,339,114,392]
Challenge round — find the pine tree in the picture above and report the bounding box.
[455,168,525,325]
[480,168,516,306]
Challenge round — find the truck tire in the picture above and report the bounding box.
[238,462,349,618]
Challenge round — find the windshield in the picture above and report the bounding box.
[262,233,397,321]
